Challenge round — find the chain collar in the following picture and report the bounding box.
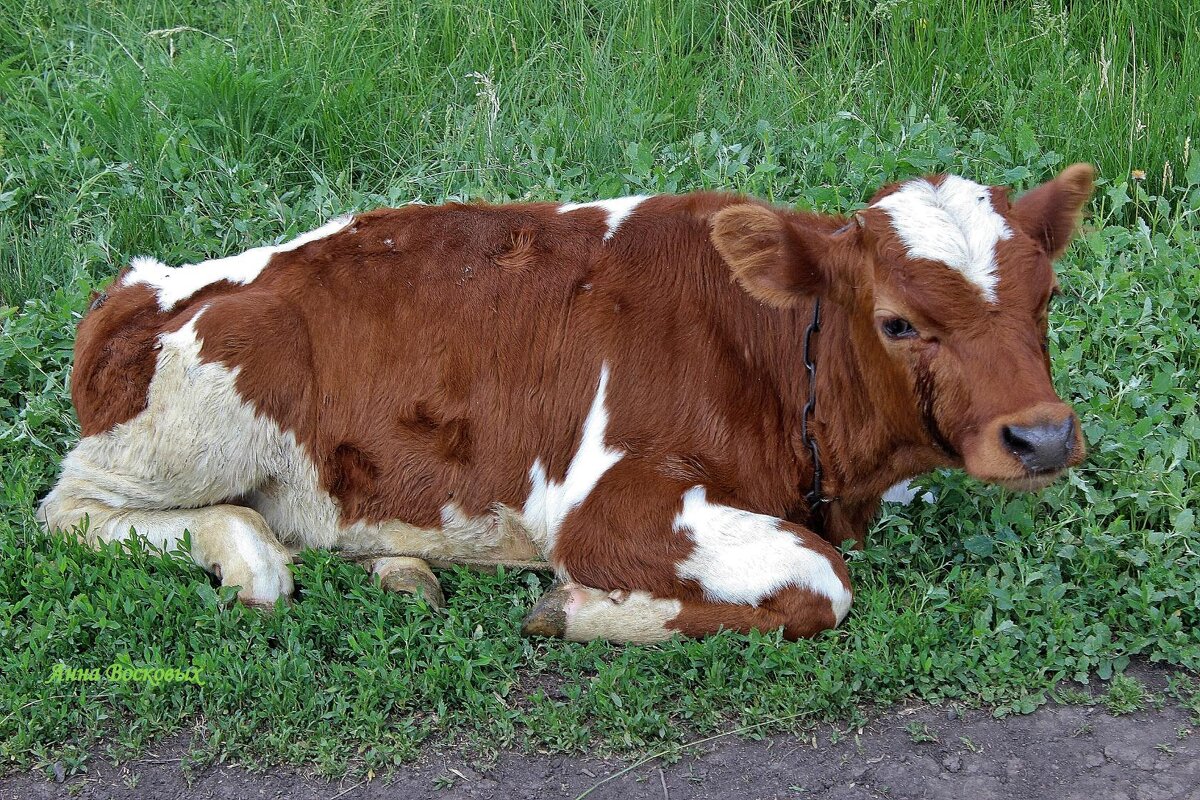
[801,216,864,524]
[801,297,830,514]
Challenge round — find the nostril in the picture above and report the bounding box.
[1057,417,1076,457]
[1002,425,1035,456]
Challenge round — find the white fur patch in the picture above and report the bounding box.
[881,480,935,505]
[125,215,353,311]
[562,586,683,644]
[43,308,341,545]
[83,310,282,507]
[674,486,851,621]
[872,176,1011,302]
[224,514,290,599]
[523,364,624,554]
[38,310,304,601]
[558,196,650,241]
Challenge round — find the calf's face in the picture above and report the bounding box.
[712,164,1095,490]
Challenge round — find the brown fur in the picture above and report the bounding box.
[669,585,839,640]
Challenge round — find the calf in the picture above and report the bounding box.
[39,165,1094,642]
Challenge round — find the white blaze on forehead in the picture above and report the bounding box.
[673,486,852,622]
[558,195,651,241]
[872,175,1012,303]
[524,363,625,552]
[125,214,354,311]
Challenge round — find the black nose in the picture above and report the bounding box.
[1002,417,1076,473]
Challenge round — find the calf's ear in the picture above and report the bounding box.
[1010,163,1095,259]
[711,204,841,308]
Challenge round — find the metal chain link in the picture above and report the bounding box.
[801,297,827,511]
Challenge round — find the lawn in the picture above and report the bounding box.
[1,0,1198,781]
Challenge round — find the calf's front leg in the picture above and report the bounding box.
[522,580,848,643]
[524,459,852,643]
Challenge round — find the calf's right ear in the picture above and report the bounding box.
[711,204,842,308]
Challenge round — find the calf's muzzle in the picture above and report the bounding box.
[1001,414,1077,474]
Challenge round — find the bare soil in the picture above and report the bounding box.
[4,700,1197,800]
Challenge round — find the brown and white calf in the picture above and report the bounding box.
[39,164,1094,642]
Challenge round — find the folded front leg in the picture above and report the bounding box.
[522,580,848,643]
[526,458,852,643]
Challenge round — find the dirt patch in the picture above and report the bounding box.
[4,700,1197,800]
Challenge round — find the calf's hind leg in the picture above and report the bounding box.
[39,492,294,607]
[38,309,299,606]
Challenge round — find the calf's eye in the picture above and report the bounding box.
[881,317,918,340]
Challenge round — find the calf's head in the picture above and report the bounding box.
[712,164,1095,490]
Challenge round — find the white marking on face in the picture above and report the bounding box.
[674,486,852,621]
[125,215,353,311]
[523,363,624,554]
[881,480,917,504]
[558,195,651,241]
[872,175,1012,302]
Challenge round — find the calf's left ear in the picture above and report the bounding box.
[711,204,849,308]
[1010,163,1095,259]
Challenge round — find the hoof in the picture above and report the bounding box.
[371,557,444,609]
[218,559,295,608]
[240,592,293,612]
[520,584,578,639]
[203,506,296,608]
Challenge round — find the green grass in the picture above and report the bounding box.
[2,0,1199,781]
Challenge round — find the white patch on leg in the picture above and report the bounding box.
[673,486,852,621]
[872,175,1011,302]
[125,215,353,310]
[558,196,650,241]
[45,307,342,550]
[56,309,283,511]
[560,585,682,644]
[523,364,624,554]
